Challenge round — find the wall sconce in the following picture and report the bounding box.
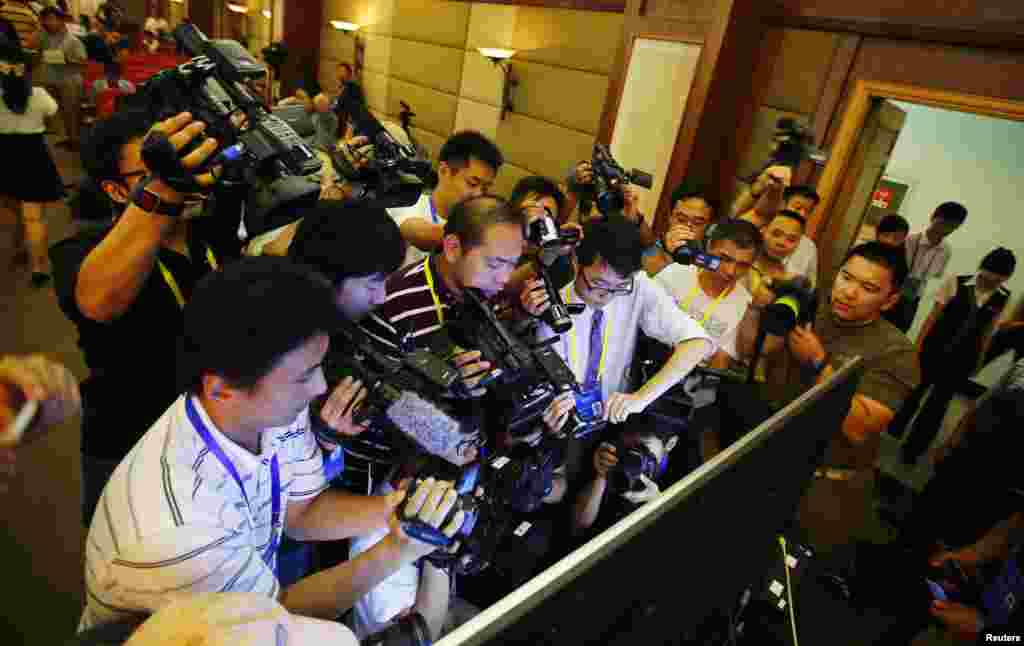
[478,48,517,120]
[262,9,271,19]
[226,3,249,14]
[332,21,364,81]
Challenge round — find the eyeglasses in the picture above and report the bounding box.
[670,214,711,230]
[715,253,754,273]
[580,268,633,296]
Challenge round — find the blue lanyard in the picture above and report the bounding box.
[428,196,439,224]
[186,397,281,575]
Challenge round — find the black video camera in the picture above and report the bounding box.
[761,276,817,336]
[607,438,664,495]
[318,322,483,470]
[523,206,584,334]
[137,24,323,239]
[671,239,723,272]
[578,144,653,218]
[447,288,600,440]
[332,89,434,209]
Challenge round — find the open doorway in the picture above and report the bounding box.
[813,81,1024,488]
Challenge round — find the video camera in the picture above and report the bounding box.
[608,438,663,495]
[137,24,323,239]
[579,144,653,217]
[761,276,817,336]
[332,88,434,209]
[446,288,602,440]
[522,207,584,334]
[671,239,723,272]
[317,321,483,469]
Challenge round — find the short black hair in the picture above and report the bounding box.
[844,241,909,292]
[439,131,503,174]
[981,247,1016,276]
[933,201,968,224]
[669,182,719,220]
[81,109,152,183]
[783,185,821,205]
[39,6,65,20]
[444,195,523,251]
[877,214,910,235]
[706,218,763,253]
[576,215,644,278]
[289,201,407,284]
[508,176,566,216]
[770,209,807,230]
[179,257,343,394]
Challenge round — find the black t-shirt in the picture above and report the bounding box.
[50,219,235,459]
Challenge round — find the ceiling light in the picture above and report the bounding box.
[331,20,359,32]
[478,48,516,61]
[226,3,249,14]
[262,9,271,18]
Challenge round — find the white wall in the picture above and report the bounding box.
[886,102,1024,368]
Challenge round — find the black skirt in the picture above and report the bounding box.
[0,132,66,202]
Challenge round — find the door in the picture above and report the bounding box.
[821,99,907,285]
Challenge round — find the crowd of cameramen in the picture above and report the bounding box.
[3,55,1024,645]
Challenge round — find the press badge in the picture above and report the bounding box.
[574,383,604,424]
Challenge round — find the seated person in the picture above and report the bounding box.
[79,258,463,631]
[845,511,1024,644]
[388,131,502,268]
[572,419,679,540]
[766,242,920,555]
[641,183,718,277]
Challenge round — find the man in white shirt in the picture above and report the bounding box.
[886,201,967,332]
[655,218,760,368]
[389,131,502,268]
[80,258,465,632]
[536,215,713,484]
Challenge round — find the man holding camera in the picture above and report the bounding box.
[388,131,503,268]
[50,110,243,526]
[765,242,920,554]
[536,215,713,486]
[80,257,467,632]
[641,184,718,277]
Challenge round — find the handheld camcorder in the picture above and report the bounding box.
[608,439,664,495]
[317,321,483,468]
[671,240,723,272]
[579,144,653,217]
[332,88,434,209]
[138,24,323,238]
[524,206,584,334]
[446,288,603,440]
[761,276,817,336]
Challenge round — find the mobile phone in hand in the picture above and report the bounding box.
[0,400,38,447]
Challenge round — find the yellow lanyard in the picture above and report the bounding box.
[564,284,611,383]
[157,246,219,309]
[421,257,446,324]
[679,271,732,326]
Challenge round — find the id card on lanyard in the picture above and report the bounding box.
[158,246,219,309]
[185,397,282,575]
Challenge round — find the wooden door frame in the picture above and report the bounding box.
[811,79,1024,284]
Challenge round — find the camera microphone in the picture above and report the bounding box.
[381,391,478,466]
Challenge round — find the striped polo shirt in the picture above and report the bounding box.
[79,395,328,632]
[0,1,38,50]
[361,255,454,352]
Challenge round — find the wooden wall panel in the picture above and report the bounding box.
[760,28,838,113]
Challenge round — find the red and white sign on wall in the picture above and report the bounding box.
[871,187,893,209]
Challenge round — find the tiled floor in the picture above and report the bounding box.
[0,134,980,646]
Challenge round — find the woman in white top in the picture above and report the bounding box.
[0,36,65,285]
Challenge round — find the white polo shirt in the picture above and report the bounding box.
[655,264,752,359]
[79,395,329,632]
[537,272,712,401]
[388,192,439,270]
[784,235,818,286]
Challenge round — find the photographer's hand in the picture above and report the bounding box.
[574,161,594,188]
[604,392,646,425]
[452,350,496,398]
[542,392,576,434]
[787,324,826,367]
[319,376,369,438]
[593,442,618,479]
[622,474,661,505]
[144,111,224,200]
[664,223,699,255]
[520,278,551,317]
[622,185,642,224]
[388,478,466,562]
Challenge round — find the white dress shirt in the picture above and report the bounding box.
[388,192,438,270]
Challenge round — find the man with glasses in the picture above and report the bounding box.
[51,109,242,526]
[642,185,718,277]
[536,215,713,487]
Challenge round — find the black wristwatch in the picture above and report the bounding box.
[129,176,186,218]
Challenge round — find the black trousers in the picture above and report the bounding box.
[891,376,960,462]
[883,296,920,334]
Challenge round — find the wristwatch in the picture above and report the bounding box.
[809,353,830,377]
[129,176,186,218]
